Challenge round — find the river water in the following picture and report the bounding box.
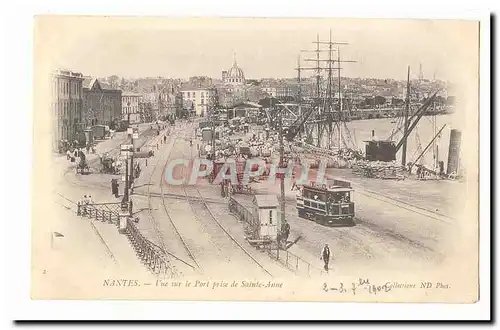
[341,113,464,170]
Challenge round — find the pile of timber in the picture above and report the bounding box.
[352,161,406,180]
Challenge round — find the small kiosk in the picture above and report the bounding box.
[251,195,280,242]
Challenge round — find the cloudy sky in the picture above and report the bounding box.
[35,17,478,82]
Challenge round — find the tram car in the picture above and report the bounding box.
[296,179,355,226]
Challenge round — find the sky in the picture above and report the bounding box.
[35,17,479,82]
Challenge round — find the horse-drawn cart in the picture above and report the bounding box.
[76,158,90,174]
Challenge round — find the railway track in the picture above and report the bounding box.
[177,132,273,277]
[145,151,198,276]
[143,131,202,274]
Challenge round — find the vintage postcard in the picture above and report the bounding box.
[31,16,480,303]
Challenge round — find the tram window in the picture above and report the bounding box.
[318,204,325,210]
[311,202,317,209]
[304,200,310,206]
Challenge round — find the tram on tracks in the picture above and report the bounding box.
[296,179,355,227]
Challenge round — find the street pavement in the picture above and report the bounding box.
[45,125,160,288]
[47,119,458,283]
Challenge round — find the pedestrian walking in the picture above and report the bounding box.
[82,195,88,215]
[320,244,331,272]
[66,150,71,160]
[163,135,167,144]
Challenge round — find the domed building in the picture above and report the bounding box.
[222,58,245,85]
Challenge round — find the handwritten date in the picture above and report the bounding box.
[322,278,391,295]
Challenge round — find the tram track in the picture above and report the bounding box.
[143,129,202,274]
[145,152,197,276]
[177,131,273,277]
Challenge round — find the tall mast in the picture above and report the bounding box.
[337,47,342,150]
[316,33,321,101]
[327,30,333,149]
[402,66,410,166]
[297,54,302,117]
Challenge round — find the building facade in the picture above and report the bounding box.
[122,93,142,123]
[82,77,122,128]
[51,69,84,150]
[222,60,245,85]
[180,85,212,116]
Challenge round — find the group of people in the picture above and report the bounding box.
[66,143,95,162]
[77,195,94,215]
[66,148,83,162]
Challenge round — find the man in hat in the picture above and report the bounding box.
[320,244,331,272]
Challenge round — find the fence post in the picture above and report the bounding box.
[286,250,289,268]
[296,256,299,270]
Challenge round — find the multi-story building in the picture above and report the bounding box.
[82,77,122,127]
[180,85,212,116]
[51,69,84,150]
[122,93,141,123]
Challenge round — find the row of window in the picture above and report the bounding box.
[226,78,243,83]
[123,97,140,105]
[123,106,139,114]
[52,78,82,99]
[303,200,326,211]
[302,190,326,201]
[183,91,209,98]
[54,101,81,118]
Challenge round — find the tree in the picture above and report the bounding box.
[108,75,119,89]
[374,96,386,106]
[392,97,404,106]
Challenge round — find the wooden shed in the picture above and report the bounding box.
[252,195,280,241]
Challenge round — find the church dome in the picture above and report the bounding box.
[227,61,245,79]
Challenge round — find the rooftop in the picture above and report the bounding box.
[53,69,83,79]
[82,77,120,91]
[180,83,212,91]
[253,194,279,208]
[122,92,142,97]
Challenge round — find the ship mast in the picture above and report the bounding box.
[401,66,410,166]
[337,47,342,150]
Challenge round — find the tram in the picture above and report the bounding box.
[296,179,355,227]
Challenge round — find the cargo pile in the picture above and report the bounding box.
[352,161,406,180]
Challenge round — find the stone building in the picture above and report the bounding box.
[51,69,84,150]
[180,84,212,117]
[122,93,142,124]
[82,77,122,127]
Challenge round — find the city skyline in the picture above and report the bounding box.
[36,17,478,83]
